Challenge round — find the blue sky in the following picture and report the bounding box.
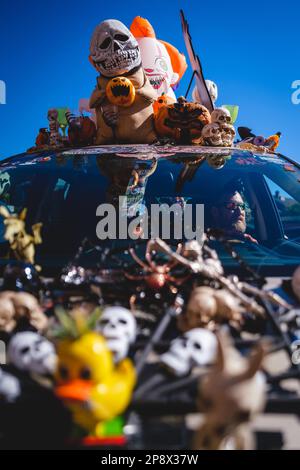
[0,0,299,160]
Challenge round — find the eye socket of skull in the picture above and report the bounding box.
[100,37,111,49]
[114,34,129,42]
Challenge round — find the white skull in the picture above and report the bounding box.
[220,123,236,147]
[202,123,223,146]
[160,328,218,377]
[292,266,300,302]
[211,107,232,125]
[7,332,56,375]
[90,19,141,77]
[97,306,137,363]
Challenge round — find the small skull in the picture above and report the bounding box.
[186,287,218,328]
[8,332,57,375]
[211,108,232,125]
[202,123,223,146]
[220,123,236,147]
[160,328,218,377]
[97,306,137,363]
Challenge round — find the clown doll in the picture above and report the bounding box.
[130,16,187,101]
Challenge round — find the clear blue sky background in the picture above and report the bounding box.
[0,0,299,160]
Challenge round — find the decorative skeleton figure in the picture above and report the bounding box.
[194,329,266,450]
[160,328,218,377]
[89,20,141,78]
[211,108,232,125]
[47,109,61,147]
[202,123,223,147]
[8,332,56,375]
[220,123,236,147]
[97,306,137,363]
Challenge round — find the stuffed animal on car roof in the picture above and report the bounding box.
[89,19,157,145]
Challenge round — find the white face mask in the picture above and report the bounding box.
[137,37,178,97]
[90,19,141,77]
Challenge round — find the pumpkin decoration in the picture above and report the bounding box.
[154,96,211,144]
[153,93,176,115]
[106,77,136,108]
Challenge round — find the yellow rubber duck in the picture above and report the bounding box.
[54,331,136,436]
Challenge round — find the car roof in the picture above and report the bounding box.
[0,144,298,169]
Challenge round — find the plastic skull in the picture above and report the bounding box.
[211,108,232,125]
[90,20,141,77]
[220,123,236,147]
[160,328,218,377]
[97,306,137,362]
[8,332,56,375]
[202,123,223,146]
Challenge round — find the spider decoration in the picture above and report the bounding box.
[125,240,190,307]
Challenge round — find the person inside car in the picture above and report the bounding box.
[210,186,258,243]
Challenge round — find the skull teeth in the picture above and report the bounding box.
[95,48,139,72]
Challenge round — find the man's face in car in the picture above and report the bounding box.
[212,191,247,234]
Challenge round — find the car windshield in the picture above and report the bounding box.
[0,146,300,277]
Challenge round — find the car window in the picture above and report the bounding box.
[264,175,300,243]
[0,149,300,276]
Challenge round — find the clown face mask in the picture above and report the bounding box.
[90,20,141,77]
[137,37,178,98]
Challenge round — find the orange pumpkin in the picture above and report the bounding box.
[153,94,176,115]
[154,96,211,144]
[106,77,136,107]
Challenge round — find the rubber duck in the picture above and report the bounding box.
[55,330,136,437]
